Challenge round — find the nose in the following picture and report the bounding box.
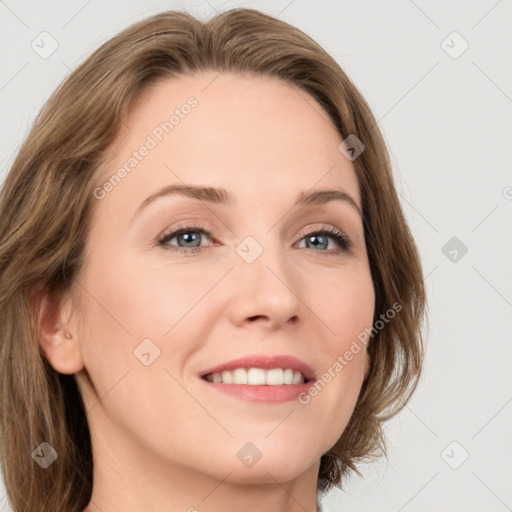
[227,238,303,331]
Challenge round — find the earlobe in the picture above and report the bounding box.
[30,287,85,375]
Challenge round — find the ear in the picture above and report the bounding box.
[30,285,85,375]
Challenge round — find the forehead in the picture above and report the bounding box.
[95,71,361,212]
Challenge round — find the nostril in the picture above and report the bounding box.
[248,315,266,321]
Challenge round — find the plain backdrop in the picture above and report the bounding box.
[1,1,511,511]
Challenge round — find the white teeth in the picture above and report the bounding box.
[221,370,233,384]
[247,368,266,385]
[283,368,294,384]
[292,370,303,384]
[233,368,247,384]
[266,368,283,385]
[206,368,306,385]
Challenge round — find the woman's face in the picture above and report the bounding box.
[72,71,375,485]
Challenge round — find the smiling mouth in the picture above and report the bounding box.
[201,367,310,385]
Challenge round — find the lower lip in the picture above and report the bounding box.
[199,378,315,402]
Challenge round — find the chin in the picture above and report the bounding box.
[223,462,314,486]
[220,445,319,485]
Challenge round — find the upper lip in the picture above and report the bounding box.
[199,354,316,382]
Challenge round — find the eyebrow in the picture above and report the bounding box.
[131,183,363,220]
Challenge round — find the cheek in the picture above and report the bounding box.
[301,268,374,446]
[75,253,225,407]
[81,252,219,338]
[318,267,375,347]
[74,260,207,450]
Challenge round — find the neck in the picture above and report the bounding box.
[82,409,321,512]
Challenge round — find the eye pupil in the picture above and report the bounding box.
[179,232,200,247]
[307,235,328,250]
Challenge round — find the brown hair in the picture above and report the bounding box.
[0,8,426,511]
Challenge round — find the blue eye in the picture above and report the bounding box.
[297,225,352,252]
[158,224,352,255]
[158,224,213,255]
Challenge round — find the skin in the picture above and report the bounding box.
[38,71,375,511]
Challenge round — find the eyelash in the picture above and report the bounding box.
[157,223,352,256]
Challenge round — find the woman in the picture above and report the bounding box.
[0,8,426,512]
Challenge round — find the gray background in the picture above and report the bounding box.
[1,1,511,510]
